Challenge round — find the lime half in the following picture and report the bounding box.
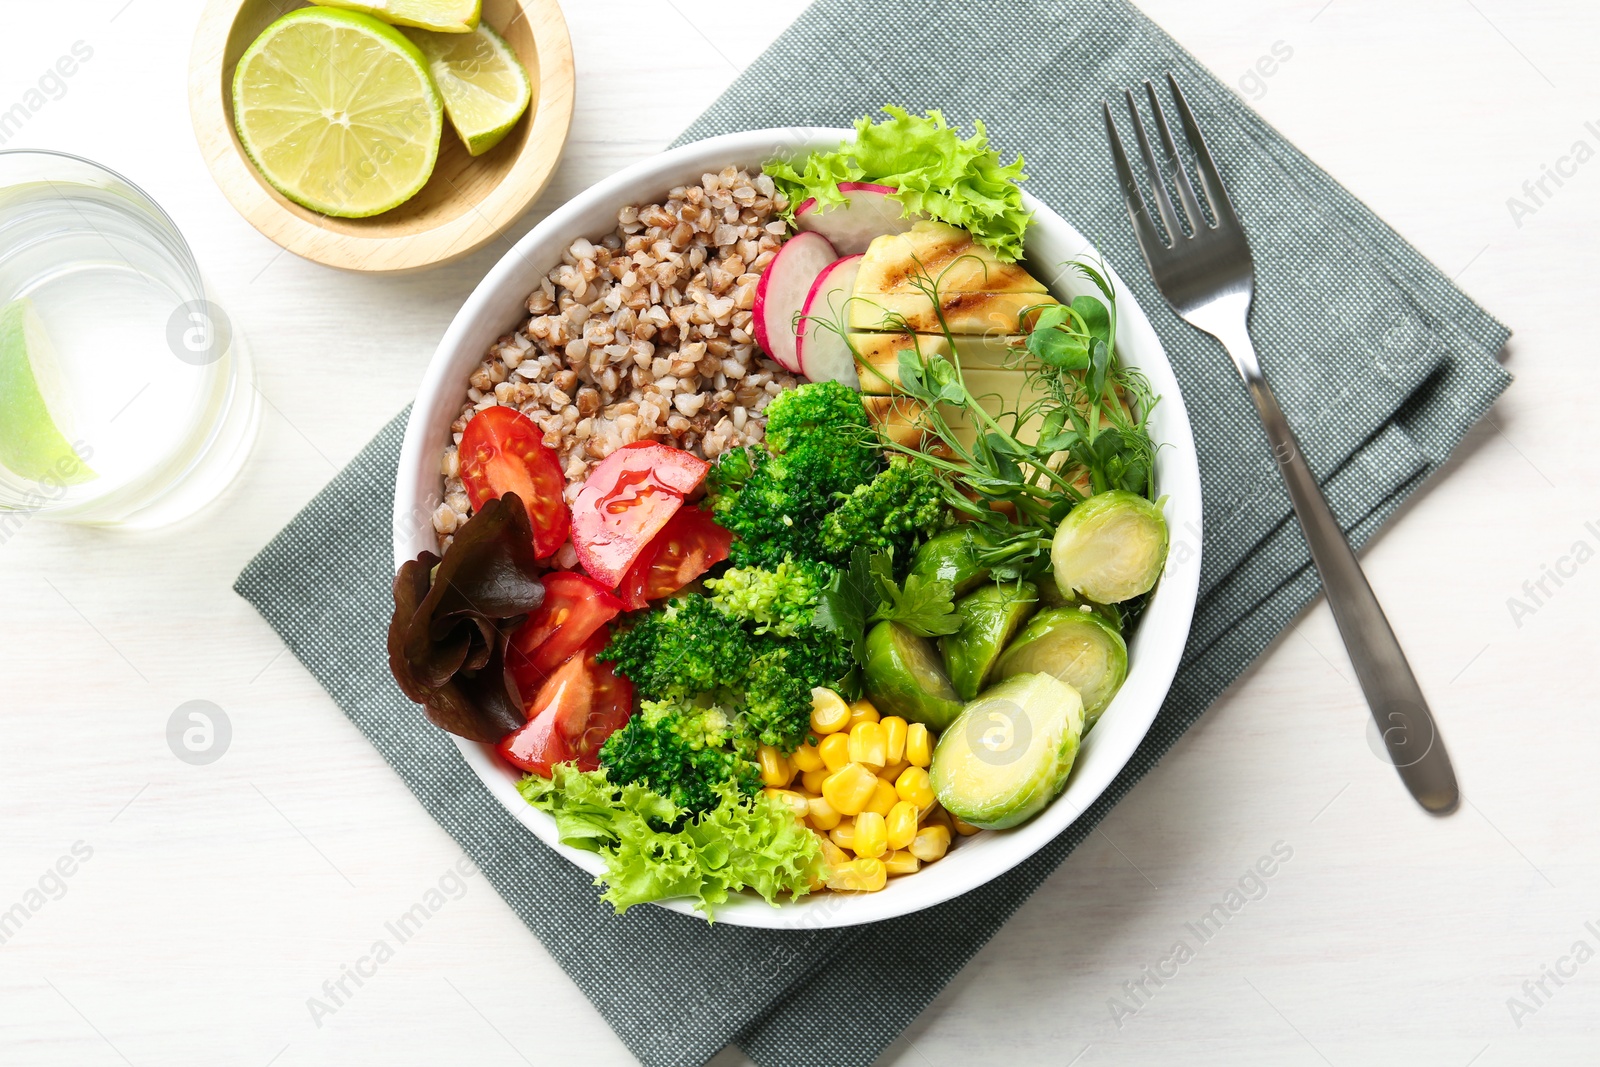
[0,298,95,486]
[232,7,444,218]
[318,0,480,34]
[404,23,531,156]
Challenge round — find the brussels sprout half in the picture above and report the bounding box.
[863,620,965,731]
[907,526,998,598]
[995,606,1128,729]
[1051,490,1169,604]
[940,581,1039,701]
[930,672,1085,830]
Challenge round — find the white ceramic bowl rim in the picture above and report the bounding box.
[394,127,1204,929]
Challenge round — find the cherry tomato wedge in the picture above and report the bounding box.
[578,659,634,767]
[570,442,710,588]
[616,505,733,611]
[613,441,709,494]
[496,636,634,775]
[458,406,570,559]
[508,572,623,692]
[496,653,592,776]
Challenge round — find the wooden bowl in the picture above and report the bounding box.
[188,0,574,273]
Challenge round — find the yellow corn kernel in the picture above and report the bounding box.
[807,795,842,831]
[909,824,952,862]
[905,722,932,767]
[810,688,852,735]
[822,762,879,816]
[865,777,898,818]
[758,745,793,787]
[828,818,856,852]
[883,849,921,876]
[886,801,919,851]
[952,816,983,837]
[852,811,888,858]
[818,732,852,772]
[817,833,850,870]
[826,857,888,892]
[895,766,935,810]
[922,805,953,832]
[762,787,808,819]
[791,742,824,773]
[847,699,880,727]
[800,767,829,795]
[880,715,908,763]
[847,721,887,768]
[878,759,910,782]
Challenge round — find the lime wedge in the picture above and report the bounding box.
[232,7,444,218]
[404,23,531,156]
[0,298,95,485]
[318,0,480,34]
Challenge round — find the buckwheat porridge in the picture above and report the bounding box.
[433,167,799,555]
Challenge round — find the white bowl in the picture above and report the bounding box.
[394,128,1203,929]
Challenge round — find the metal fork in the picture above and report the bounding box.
[1104,74,1458,814]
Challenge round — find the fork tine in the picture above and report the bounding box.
[1143,79,1207,231]
[1165,72,1241,230]
[1102,102,1168,253]
[1124,89,1185,241]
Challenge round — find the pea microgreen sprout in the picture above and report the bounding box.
[832,254,1161,583]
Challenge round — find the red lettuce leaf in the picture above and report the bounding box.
[387,493,547,742]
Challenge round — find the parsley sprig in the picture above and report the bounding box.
[813,546,961,669]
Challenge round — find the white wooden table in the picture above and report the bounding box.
[4,2,1595,1064]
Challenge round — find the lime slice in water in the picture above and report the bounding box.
[232,8,444,218]
[404,23,531,156]
[318,0,480,34]
[0,298,95,486]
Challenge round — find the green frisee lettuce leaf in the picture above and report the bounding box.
[766,106,1033,261]
[518,765,825,919]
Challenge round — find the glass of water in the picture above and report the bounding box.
[0,150,257,529]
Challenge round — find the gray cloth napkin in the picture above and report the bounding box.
[235,1,1510,1064]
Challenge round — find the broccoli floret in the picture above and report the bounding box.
[708,383,884,567]
[599,596,753,700]
[820,456,947,560]
[740,629,860,748]
[705,444,760,499]
[763,381,883,488]
[703,557,834,637]
[601,591,857,756]
[710,458,821,567]
[599,699,760,813]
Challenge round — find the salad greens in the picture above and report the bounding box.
[387,492,546,743]
[519,766,823,918]
[766,107,1034,262]
[814,544,963,680]
[390,105,1175,919]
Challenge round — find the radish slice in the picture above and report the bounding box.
[752,231,836,373]
[796,254,863,388]
[794,182,918,255]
